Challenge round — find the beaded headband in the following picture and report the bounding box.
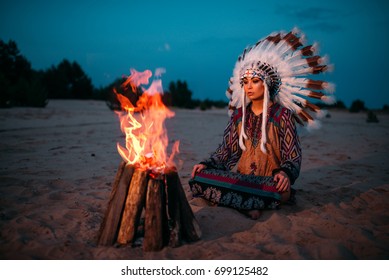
[239,62,282,98]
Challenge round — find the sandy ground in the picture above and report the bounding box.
[0,99,388,260]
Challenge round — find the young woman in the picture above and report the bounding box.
[189,28,335,219]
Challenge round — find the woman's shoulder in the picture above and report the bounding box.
[231,107,243,124]
[271,102,290,114]
[269,103,295,124]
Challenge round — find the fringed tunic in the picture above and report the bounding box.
[189,103,302,210]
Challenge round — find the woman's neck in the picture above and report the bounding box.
[250,99,273,116]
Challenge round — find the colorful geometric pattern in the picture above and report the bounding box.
[193,103,302,210]
[189,169,281,210]
[200,103,301,184]
[274,106,302,184]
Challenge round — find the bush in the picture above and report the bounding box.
[366,111,379,123]
[349,99,366,113]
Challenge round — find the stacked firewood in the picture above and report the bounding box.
[98,162,201,251]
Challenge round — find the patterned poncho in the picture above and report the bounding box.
[201,103,302,185]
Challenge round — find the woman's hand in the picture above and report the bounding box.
[274,171,290,193]
[191,164,207,178]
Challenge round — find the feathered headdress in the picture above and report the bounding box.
[226,27,335,153]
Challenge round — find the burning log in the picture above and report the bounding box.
[143,176,168,251]
[117,168,149,245]
[97,162,134,246]
[98,162,201,251]
[165,170,202,245]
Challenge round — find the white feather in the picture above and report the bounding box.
[323,82,336,94]
[311,42,320,54]
[277,89,302,113]
[316,109,327,119]
[283,77,308,88]
[321,95,336,104]
[306,119,322,131]
[285,67,314,76]
[318,55,329,65]
[287,58,312,69]
[326,64,335,72]
[291,94,308,106]
[284,50,304,63]
[260,83,270,154]
[239,92,247,151]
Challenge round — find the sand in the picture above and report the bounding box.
[0,99,388,260]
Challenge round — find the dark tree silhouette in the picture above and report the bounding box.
[168,80,194,108]
[0,39,47,107]
[43,59,94,99]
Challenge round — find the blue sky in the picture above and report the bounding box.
[1,0,388,108]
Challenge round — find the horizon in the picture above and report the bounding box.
[1,0,388,109]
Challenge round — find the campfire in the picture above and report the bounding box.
[98,69,201,251]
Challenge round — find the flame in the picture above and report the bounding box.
[115,68,179,174]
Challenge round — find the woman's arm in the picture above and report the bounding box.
[200,109,243,171]
[273,109,302,185]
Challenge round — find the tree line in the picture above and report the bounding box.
[0,39,228,110]
[0,39,96,107]
[1,39,387,113]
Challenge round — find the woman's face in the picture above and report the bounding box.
[242,77,265,101]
